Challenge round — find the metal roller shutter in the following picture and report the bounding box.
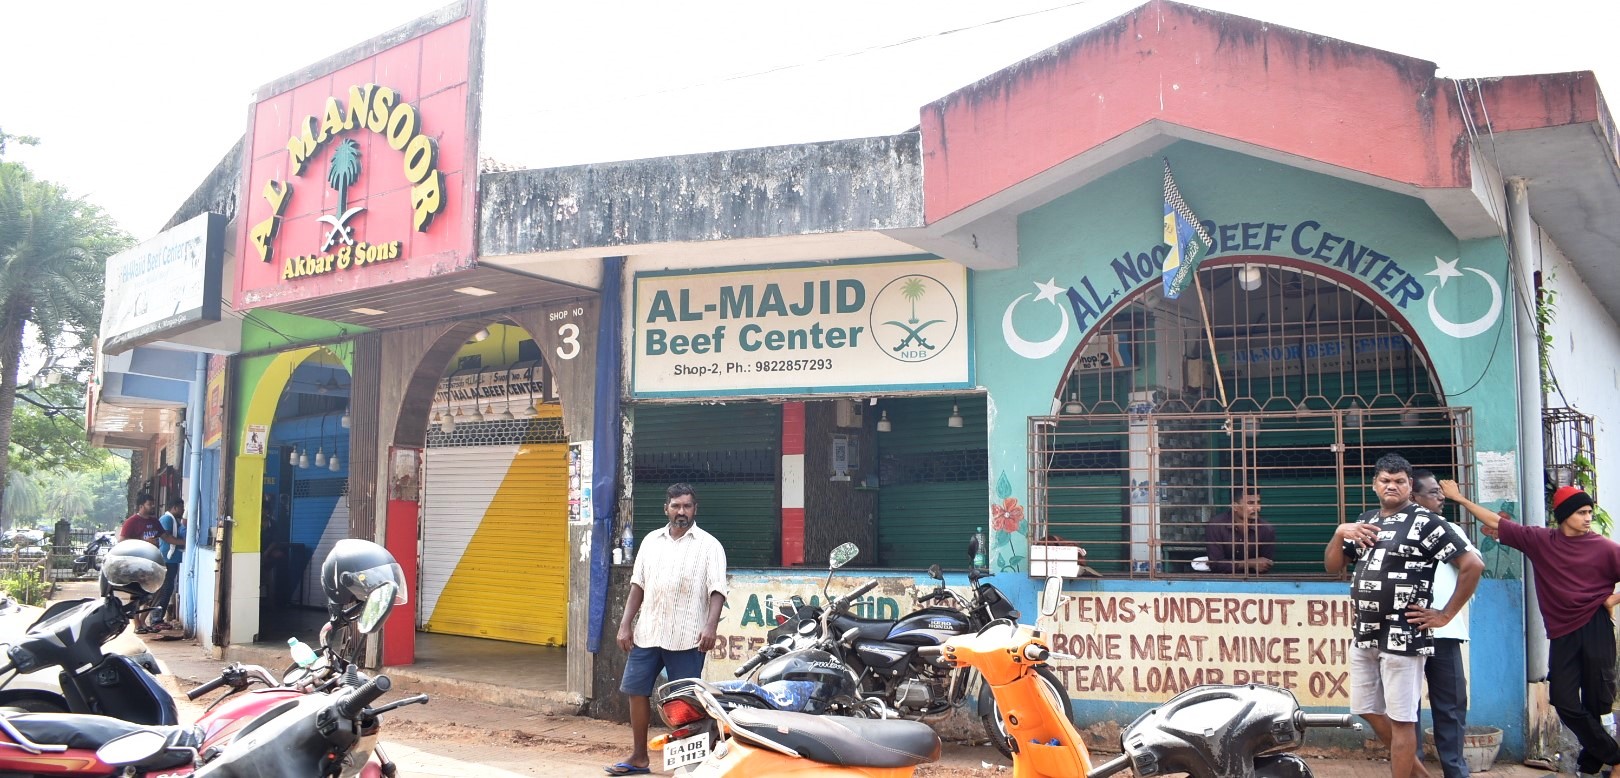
[420,444,569,645]
[632,404,780,568]
[874,396,988,569]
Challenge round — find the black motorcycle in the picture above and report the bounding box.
[830,560,1073,757]
[716,543,887,718]
[72,533,115,578]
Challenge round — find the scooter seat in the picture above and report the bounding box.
[3,713,194,766]
[729,707,941,767]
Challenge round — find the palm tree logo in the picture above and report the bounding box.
[880,276,949,355]
[318,139,367,251]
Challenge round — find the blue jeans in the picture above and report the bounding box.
[149,562,180,625]
[1425,638,1469,778]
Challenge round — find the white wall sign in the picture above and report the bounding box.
[632,259,971,397]
[101,212,225,354]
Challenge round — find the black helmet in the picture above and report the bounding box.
[103,540,167,594]
[754,648,856,714]
[320,539,408,632]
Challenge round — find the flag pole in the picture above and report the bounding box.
[1192,272,1228,408]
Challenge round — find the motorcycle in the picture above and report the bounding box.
[822,551,1073,756]
[0,592,162,714]
[652,576,1360,777]
[0,538,424,777]
[72,532,116,578]
[714,543,889,718]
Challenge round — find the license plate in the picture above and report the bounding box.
[663,732,711,770]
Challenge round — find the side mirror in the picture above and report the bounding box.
[1039,576,1066,618]
[357,581,399,634]
[927,564,942,581]
[829,543,859,570]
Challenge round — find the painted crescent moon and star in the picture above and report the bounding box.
[1424,256,1502,339]
[1001,278,1070,359]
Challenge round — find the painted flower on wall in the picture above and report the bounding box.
[990,471,1028,572]
[991,497,1024,533]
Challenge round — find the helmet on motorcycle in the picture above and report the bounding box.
[320,539,409,632]
[755,648,857,714]
[102,540,168,594]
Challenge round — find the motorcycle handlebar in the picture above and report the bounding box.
[186,674,231,700]
[1299,713,1360,729]
[832,579,879,613]
[735,652,769,677]
[337,675,393,720]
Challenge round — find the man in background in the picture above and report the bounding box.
[1411,470,1483,778]
[1205,488,1276,573]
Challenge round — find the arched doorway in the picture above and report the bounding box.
[1031,262,1470,577]
[386,322,570,664]
[229,345,353,646]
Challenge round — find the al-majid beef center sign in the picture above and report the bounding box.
[633,259,971,397]
[234,1,483,309]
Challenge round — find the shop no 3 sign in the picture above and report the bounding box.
[632,260,971,397]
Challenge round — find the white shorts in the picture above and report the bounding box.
[1349,645,1426,723]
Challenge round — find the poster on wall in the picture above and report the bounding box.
[1036,591,1376,707]
[203,355,226,448]
[243,424,268,456]
[632,259,971,397]
[706,575,917,679]
[568,441,593,524]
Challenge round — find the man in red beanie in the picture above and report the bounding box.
[1457,482,1620,777]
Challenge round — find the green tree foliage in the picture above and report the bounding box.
[0,154,132,524]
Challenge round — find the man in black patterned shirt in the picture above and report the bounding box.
[1325,453,1482,778]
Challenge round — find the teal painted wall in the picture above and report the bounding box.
[967,141,1527,753]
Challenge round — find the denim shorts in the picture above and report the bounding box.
[619,646,706,697]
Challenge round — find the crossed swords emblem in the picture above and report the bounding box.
[882,318,946,352]
[318,207,367,252]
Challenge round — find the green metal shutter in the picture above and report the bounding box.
[632,403,781,567]
[875,397,988,569]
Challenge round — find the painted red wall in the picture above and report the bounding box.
[919,0,1601,224]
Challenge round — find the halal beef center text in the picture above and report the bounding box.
[643,280,869,355]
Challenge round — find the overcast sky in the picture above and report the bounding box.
[3,0,1615,238]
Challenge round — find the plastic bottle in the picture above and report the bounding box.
[288,637,318,668]
[620,522,635,565]
[971,527,988,569]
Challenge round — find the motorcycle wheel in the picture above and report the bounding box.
[982,665,1073,759]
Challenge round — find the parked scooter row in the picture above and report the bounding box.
[0,538,424,777]
[657,545,1360,776]
[719,543,1074,756]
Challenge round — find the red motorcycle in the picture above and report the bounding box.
[0,539,420,777]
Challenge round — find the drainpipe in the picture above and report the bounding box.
[184,352,206,637]
[1509,178,1550,681]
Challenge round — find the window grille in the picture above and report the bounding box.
[1034,263,1470,580]
[1029,407,1475,579]
[426,417,567,448]
[1543,407,1596,492]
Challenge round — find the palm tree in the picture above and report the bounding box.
[328,139,362,214]
[0,162,129,522]
[901,277,927,324]
[2,470,42,531]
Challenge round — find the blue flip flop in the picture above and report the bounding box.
[604,764,650,776]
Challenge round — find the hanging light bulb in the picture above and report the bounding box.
[497,367,516,420]
[946,403,964,428]
[431,410,442,425]
[497,406,515,421]
[1238,265,1264,292]
[329,453,341,472]
[523,399,540,418]
[298,450,310,469]
[289,446,299,466]
[314,446,326,468]
[483,403,497,420]
[876,410,892,433]
[1345,400,1363,429]
[441,412,456,433]
[467,404,485,423]
[1062,391,1083,415]
[340,409,350,429]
